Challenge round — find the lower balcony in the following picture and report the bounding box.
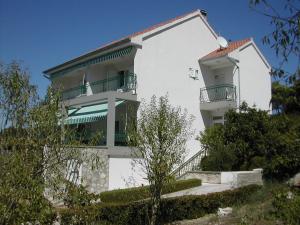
[62,73,137,101]
[73,132,127,147]
[200,84,237,110]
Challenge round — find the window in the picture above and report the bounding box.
[212,115,224,125]
[212,116,223,120]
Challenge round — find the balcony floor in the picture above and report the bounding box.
[200,100,237,111]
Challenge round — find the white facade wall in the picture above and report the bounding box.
[238,44,271,111]
[134,15,218,158]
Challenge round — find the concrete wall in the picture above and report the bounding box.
[221,169,263,187]
[108,158,147,190]
[179,169,263,187]
[179,171,221,184]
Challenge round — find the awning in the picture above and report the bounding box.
[64,100,124,125]
[51,46,133,79]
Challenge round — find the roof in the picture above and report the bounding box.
[201,38,252,61]
[44,9,209,75]
[128,10,200,38]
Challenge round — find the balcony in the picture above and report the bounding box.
[200,84,237,110]
[62,73,137,100]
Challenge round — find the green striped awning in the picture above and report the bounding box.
[51,46,133,79]
[65,100,124,125]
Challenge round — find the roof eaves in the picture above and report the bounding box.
[200,38,252,61]
[44,9,218,75]
[43,37,131,75]
[199,54,229,63]
[131,9,218,41]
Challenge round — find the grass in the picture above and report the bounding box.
[170,182,295,225]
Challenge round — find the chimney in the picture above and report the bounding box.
[200,9,207,20]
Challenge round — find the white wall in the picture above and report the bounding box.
[238,44,271,111]
[108,158,148,190]
[134,15,218,158]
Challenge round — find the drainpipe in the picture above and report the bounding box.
[227,57,241,111]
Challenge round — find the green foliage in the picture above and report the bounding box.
[272,187,300,225]
[0,152,56,224]
[199,125,236,171]
[64,182,100,208]
[199,103,300,179]
[100,179,202,203]
[250,0,300,83]
[0,61,100,224]
[271,81,300,114]
[128,95,194,224]
[59,184,261,225]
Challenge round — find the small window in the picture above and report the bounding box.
[214,122,223,125]
[212,116,223,121]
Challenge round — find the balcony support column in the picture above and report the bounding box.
[107,95,116,148]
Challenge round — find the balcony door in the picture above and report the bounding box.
[118,71,125,89]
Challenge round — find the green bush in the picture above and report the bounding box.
[272,187,300,225]
[198,103,300,180]
[59,184,261,225]
[100,178,202,203]
[64,182,100,208]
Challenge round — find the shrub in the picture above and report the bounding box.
[100,179,202,203]
[272,187,300,225]
[198,103,300,180]
[60,184,261,225]
[64,182,100,208]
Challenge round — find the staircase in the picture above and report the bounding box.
[173,150,206,179]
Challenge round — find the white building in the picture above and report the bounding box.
[43,9,271,191]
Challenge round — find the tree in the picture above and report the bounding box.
[250,0,300,83]
[198,102,300,179]
[271,80,300,114]
[0,61,101,224]
[198,125,236,171]
[128,95,193,225]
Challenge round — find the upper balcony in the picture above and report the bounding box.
[200,84,237,110]
[61,73,137,101]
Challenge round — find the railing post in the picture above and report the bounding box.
[107,95,116,148]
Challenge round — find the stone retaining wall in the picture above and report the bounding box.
[80,148,109,194]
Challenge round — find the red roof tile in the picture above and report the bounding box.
[201,38,251,60]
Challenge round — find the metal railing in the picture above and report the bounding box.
[62,73,137,100]
[172,150,206,178]
[115,133,127,146]
[62,85,87,100]
[91,73,136,94]
[200,84,236,103]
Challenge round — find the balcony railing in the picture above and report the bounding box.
[62,85,87,100]
[62,73,137,100]
[90,73,136,94]
[200,84,236,103]
[115,133,127,146]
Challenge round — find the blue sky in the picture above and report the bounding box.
[0,0,297,97]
